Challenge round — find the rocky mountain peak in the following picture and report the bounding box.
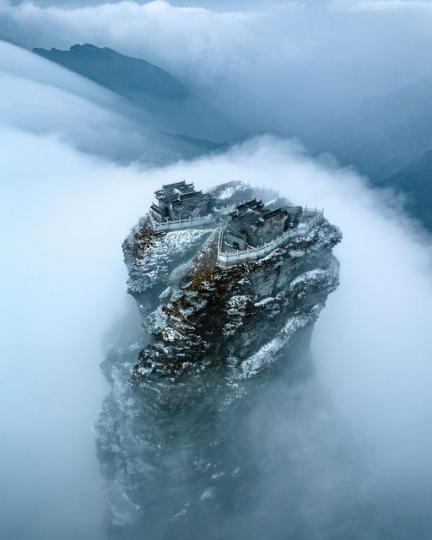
[123,180,341,381]
[96,180,342,530]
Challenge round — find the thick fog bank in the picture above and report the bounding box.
[2,130,432,538]
[0,128,170,539]
[3,0,432,136]
[167,139,432,475]
[0,39,201,164]
[0,131,124,540]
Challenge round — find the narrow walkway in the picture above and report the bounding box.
[217,212,323,266]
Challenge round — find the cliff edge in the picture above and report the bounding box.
[96,180,341,535]
[124,181,340,380]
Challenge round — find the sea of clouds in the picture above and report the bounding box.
[3,125,432,538]
[1,6,432,536]
[2,0,432,135]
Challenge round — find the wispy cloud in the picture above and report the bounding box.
[335,0,432,12]
[2,0,431,136]
[0,39,193,163]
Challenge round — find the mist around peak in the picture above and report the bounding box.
[2,126,432,538]
[2,2,432,538]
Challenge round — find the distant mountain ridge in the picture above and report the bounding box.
[34,44,243,144]
[34,44,187,100]
[32,44,432,230]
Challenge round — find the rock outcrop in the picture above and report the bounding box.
[125,181,340,380]
[96,181,341,537]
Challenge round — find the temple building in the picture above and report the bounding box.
[150,181,212,223]
[222,199,302,251]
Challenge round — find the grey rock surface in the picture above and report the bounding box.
[96,181,341,537]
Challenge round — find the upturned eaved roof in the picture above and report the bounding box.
[155,180,202,203]
[229,199,287,230]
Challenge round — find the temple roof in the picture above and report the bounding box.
[155,180,197,202]
[229,199,288,230]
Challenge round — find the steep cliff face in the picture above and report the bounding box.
[96,182,341,536]
[125,182,340,380]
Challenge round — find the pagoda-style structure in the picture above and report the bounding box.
[150,181,212,223]
[222,199,301,251]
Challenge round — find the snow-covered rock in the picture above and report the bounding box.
[96,181,341,534]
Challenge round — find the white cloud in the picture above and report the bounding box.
[2,112,432,533]
[2,0,432,137]
[3,2,432,534]
[0,39,192,163]
[335,0,432,12]
[168,139,432,471]
[0,0,258,78]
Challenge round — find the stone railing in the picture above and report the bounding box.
[151,205,324,266]
[151,199,268,232]
[217,211,324,266]
[151,214,215,232]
